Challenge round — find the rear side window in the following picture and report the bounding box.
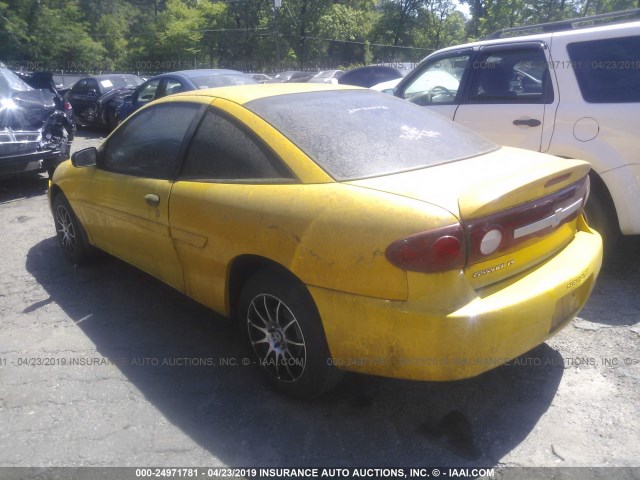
[567,36,640,103]
[180,108,295,183]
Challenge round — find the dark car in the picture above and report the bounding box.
[14,71,75,131]
[266,71,314,83]
[115,69,256,124]
[338,66,404,88]
[0,63,72,178]
[64,74,144,131]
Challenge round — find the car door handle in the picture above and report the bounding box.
[513,118,542,127]
[144,194,160,207]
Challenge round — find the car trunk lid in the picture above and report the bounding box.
[347,147,591,288]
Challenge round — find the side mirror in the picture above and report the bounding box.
[88,88,98,96]
[71,147,97,168]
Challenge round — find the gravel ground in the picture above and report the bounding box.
[0,130,638,477]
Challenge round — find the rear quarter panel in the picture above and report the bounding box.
[168,181,459,315]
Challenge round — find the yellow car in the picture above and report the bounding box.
[49,83,602,398]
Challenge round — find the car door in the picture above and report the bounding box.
[453,42,557,152]
[79,101,205,290]
[168,104,297,312]
[68,78,100,124]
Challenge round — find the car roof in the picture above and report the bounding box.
[160,82,362,105]
[421,19,640,62]
[169,69,246,77]
[86,74,141,80]
[145,69,250,83]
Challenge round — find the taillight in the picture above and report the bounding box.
[386,224,465,273]
[386,176,589,273]
[64,101,72,111]
[466,176,589,264]
[478,227,504,255]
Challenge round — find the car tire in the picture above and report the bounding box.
[239,269,343,399]
[72,114,83,130]
[584,185,619,256]
[51,193,94,265]
[66,122,76,141]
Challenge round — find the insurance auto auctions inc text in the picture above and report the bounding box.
[250,468,494,478]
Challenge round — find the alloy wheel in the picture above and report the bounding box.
[247,293,307,382]
[55,204,77,255]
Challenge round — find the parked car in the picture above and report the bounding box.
[64,74,144,131]
[14,71,75,133]
[50,83,602,398]
[116,69,256,125]
[250,73,273,83]
[1,63,72,178]
[338,65,404,88]
[52,74,85,93]
[393,9,640,247]
[370,77,402,94]
[266,71,314,83]
[308,70,344,84]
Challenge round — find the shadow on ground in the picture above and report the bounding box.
[581,235,640,326]
[27,236,567,467]
[0,174,49,204]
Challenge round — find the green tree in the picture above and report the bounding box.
[29,0,107,72]
[317,4,373,66]
[372,0,425,47]
[196,0,227,68]
[216,0,270,71]
[279,0,333,68]
[0,0,30,61]
[78,0,132,70]
[157,0,204,68]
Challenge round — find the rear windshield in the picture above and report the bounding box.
[191,74,256,88]
[245,89,497,181]
[0,65,33,95]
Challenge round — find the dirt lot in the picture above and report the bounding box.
[0,130,638,477]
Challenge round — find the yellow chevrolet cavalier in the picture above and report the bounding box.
[49,83,602,398]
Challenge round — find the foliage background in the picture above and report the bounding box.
[1,0,638,74]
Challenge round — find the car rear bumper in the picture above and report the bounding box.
[310,216,603,381]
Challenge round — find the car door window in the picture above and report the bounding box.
[180,108,296,183]
[401,53,470,105]
[86,79,100,95]
[135,79,161,104]
[72,79,89,94]
[164,79,185,96]
[468,47,552,104]
[102,102,201,179]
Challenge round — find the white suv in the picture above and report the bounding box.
[394,10,640,246]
